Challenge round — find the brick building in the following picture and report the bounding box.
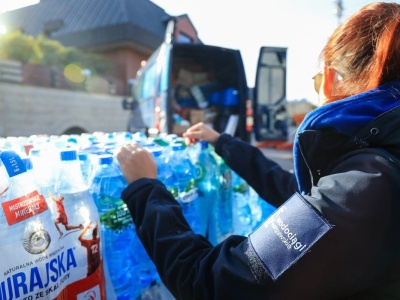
[0,0,200,95]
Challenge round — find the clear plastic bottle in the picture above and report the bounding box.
[248,186,263,230]
[231,172,253,236]
[21,155,33,173]
[78,152,93,185]
[151,147,176,194]
[29,147,57,196]
[249,187,276,230]
[167,142,202,234]
[212,153,233,244]
[89,153,141,299]
[0,148,57,237]
[0,149,61,299]
[193,141,220,239]
[53,148,110,299]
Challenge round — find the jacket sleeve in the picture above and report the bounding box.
[121,178,272,300]
[121,152,400,299]
[214,133,298,207]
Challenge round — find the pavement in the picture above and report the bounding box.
[251,126,296,173]
[258,146,294,173]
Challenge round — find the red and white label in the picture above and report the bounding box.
[1,190,48,225]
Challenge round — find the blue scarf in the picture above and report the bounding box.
[293,80,400,194]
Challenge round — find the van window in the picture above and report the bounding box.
[257,52,285,106]
[130,43,172,133]
[158,43,170,94]
[133,46,162,103]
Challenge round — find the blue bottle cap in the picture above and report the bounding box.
[98,154,113,165]
[29,148,42,157]
[150,147,163,158]
[200,140,209,149]
[60,149,77,161]
[171,142,184,151]
[78,153,89,161]
[67,137,78,144]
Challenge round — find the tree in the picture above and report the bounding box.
[0,30,113,77]
[0,30,35,63]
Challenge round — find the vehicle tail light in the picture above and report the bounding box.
[245,98,253,131]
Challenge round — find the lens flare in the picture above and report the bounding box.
[64,64,85,83]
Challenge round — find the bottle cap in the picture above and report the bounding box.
[98,154,113,165]
[29,148,42,157]
[171,142,184,151]
[150,147,163,158]
[200,140,209,149]
[60,149,77,161]
[78,153,89,161]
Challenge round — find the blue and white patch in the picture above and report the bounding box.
[249,193,332,280]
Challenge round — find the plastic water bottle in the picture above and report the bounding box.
[167,142,202,234]
[130,233,159,292]
[212,153,233,244]
[193,141,220,239]
[78,152,93,184]
[231,172,253,236]
[89,154,141,299]
[151,147,176,194]
[249,187,276,230]
[21,156,33,173]
[29,147,57,196]
[53,148,110,299]
[0,150,60,299]
[0,148,58,242]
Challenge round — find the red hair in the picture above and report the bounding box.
[322,2,400,104]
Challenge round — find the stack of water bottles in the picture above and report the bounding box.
[88,153,142,299]
[0,130,276,299]
[0,146,110,299]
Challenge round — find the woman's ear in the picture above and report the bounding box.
[323,66,336,98]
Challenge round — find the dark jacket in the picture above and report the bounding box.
[121,81,400,299]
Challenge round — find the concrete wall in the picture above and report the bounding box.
[0,83,130,137]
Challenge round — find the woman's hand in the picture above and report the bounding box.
[116,143,157,184]
[183,122,221,146]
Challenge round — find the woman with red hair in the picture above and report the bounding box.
[117,3,400,299]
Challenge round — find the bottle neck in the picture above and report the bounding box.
[55,160,88,194]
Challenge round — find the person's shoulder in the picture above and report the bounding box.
[334,148,400,175]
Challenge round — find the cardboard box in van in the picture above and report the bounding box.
[124,20,288,144]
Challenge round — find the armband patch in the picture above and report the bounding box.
[249,193,332,280]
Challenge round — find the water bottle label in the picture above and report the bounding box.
[0,190,107,300]
[194,162,206,182]
[100,201,133,229]
[233,181,249,194]
[1,189,48,225]
[169,187,179,198]
[180,188,198,203]
[0,150,26,177]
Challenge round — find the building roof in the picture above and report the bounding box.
[0,0,172,52]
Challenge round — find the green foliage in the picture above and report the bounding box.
[0,30,113,76]
[0,30,35,62]
[33,34,66,67]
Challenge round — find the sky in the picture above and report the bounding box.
[0,0,395,104]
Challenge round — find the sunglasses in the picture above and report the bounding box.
[312,72,323,93]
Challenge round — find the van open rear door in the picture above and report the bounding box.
[253,47,288,143]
